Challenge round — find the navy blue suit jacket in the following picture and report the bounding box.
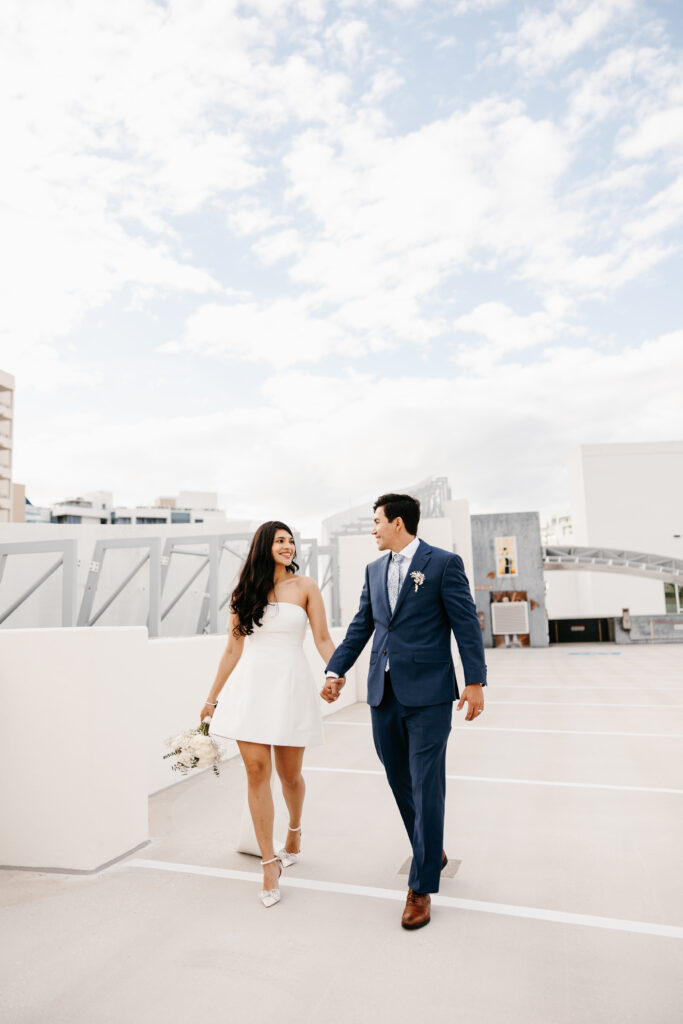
[326,540,487,707]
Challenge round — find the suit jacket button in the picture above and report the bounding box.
[383,650,387,656]
[388,626,393,632]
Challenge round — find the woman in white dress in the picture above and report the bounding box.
[200,521,340,908]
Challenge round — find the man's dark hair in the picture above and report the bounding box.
[373,493,420,536]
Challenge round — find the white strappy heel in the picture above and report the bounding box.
[278,825,302,869]
[260,856,282,908]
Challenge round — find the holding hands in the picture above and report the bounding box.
[322,679,484,716]
[320,676,345,703]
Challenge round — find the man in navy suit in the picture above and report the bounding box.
[323,493,487,930]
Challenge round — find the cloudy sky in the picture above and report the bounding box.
[2,0,682,534]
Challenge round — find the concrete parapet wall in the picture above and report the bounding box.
[613,614,683,644]
[0,627,150,872]
[0,626,358,872]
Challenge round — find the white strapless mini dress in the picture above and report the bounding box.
[209,602,325,747]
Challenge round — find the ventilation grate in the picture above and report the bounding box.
[491,600,529,635]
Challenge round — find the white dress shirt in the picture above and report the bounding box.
[390,535,421,576]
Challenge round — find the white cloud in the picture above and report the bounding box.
[453,298,573,370]
[361,68,405,104]
[20,329,683,527]
[4,0,678,375]
[293,0,327,21]
[622,175,683,242]
[325,18,371,64]
[280,100,578,312]
[252,230,304,265]
[0,194,220,371]
[155,57,683,367]
[618,96,683,160]
[0,345,103,396]
[565,46,671,133]
[453,1,506,13]
[227,199,287,237]
[159,299,351,365]
[144,133,265,215]
[385,0,425,10]
[4,0,683,522]
[0,0,352,363]
[499,0,637,75]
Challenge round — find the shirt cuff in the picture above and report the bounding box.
[325,670,340,678]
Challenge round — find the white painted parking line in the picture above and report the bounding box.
[485,701,683,708]
[324,721,683,738]
[456,727,683,737]
[127,858,683,940]
[302,765,683,795]
[483,686,682,691]
[485,677,683,682]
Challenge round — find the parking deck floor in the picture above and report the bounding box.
[1,643,682,1023]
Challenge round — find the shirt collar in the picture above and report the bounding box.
[393,536,420,562]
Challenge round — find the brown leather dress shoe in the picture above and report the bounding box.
[442,851,448,870]
[401,889,431,930]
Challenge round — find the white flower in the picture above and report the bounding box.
[410,570,425,593]
[163,723,225,775]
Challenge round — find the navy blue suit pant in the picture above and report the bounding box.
[370,670,452,894]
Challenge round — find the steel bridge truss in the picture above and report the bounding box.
[543,546,683,585]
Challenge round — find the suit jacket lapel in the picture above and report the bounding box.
[390,540,431,621]
[378,553,392,620]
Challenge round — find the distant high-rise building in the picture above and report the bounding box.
[0,370,14,524]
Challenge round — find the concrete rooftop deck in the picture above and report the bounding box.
[2,643,682,1024]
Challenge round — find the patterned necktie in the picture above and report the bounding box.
[388,552,405,613]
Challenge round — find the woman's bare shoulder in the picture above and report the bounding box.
[293,574,319,593]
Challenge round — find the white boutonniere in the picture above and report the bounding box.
[410,570,425,593]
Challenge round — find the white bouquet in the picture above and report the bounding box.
[163,720,225,776]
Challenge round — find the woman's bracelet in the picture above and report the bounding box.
[205,700,218,707]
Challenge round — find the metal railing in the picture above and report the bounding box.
[77,537,162,634]
[0,539,78,626]
[0,531,340,635]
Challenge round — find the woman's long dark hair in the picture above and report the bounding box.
[230,521,299,637]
